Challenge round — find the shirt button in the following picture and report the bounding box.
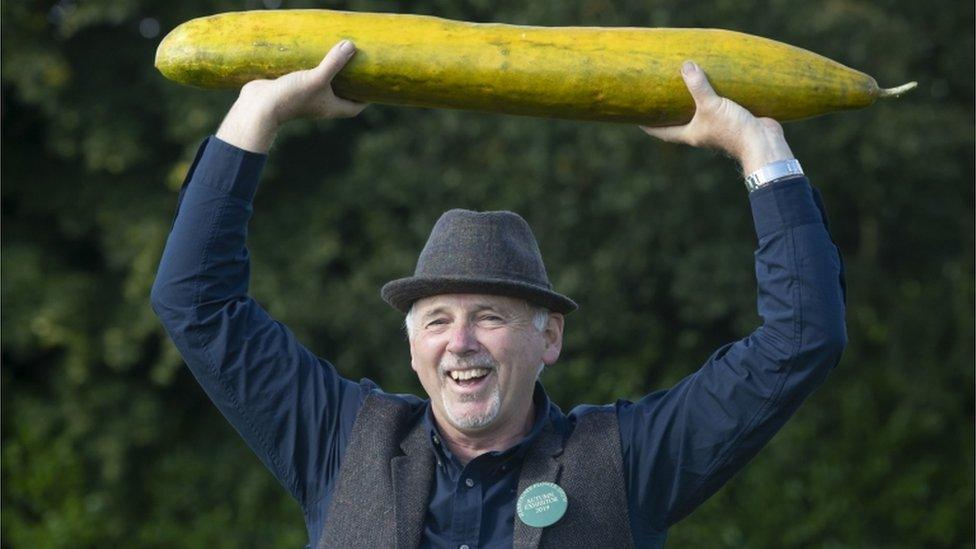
[460,545,470,549]
[464,478,475,488]
[432,435,440,445]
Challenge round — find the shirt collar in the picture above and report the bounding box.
[423,380,552,466]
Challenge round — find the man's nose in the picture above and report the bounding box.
[446,321,480,355]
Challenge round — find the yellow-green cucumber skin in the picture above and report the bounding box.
[155,9,884,125]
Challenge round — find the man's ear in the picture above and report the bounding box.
[541,313,564,365]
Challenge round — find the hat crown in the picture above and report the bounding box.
[415,209,551,288]
[380,209,577,314]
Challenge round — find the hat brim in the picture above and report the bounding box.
[381,275,578,314]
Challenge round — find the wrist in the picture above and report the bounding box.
[744,158,804,192]
[737,123,795,174]
[215,96,280,154]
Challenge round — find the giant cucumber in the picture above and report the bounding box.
[155,9,915,125]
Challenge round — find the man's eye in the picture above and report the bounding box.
[425,319,447,328]
[481,315,504,322]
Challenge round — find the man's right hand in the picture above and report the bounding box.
[216,40,369,154]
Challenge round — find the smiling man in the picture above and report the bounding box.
[409,295,552,435]
[151,40,847,548]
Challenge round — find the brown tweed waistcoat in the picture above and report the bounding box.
[316,392,636,549]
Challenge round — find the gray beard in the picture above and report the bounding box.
[439,353,500,429]
[442,386,501,429]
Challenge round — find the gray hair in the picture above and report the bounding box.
[404,301,550,340]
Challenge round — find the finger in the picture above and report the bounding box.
[680,60,720,110]
[308,40,357,87]
[639,124,686,143]
[330,97,370,118]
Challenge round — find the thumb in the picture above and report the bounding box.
[680,61,719,110]
[639,124,686,143]
[308,40,357,87]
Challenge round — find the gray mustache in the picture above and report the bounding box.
[439,354,498,376]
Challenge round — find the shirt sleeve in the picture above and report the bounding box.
[150,136,370,508]
[617,176,848,535]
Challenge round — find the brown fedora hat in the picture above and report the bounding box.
[381,209,577,314]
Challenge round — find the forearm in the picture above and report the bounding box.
[216,89,280,154]
[150,137,265,314]
[750,177,847,356]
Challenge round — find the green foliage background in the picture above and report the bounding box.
[2,0,973,546]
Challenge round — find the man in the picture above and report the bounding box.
[151,39,847,548]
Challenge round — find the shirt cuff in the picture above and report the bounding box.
[748,176,824,239]
[186,135,268,202]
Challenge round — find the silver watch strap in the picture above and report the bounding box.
[744,159,804,192]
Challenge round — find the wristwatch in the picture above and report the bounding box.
[744,158,804,193]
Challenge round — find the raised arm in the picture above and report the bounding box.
[621,62,848,536]
[150,41,370,508]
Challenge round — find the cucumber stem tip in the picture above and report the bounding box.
[878,81,918,98]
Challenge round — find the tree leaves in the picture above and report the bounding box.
[2,1,972,546]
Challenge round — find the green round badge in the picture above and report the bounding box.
[516,482,568,528]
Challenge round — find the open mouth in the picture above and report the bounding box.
[446,368,493,390]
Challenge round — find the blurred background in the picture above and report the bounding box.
[2,0,973,547]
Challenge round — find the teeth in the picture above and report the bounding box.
[449,368,490,381]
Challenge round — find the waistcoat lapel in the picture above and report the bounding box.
[391,419,435,549]
[512,423,565,549]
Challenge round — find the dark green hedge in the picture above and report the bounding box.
[2,0,972,546]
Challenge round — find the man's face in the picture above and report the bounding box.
[408,294,563,435]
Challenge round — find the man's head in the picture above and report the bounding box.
[405,293,563,433]
[381,208,575,434]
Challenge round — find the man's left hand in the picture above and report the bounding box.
[640,61,795,175]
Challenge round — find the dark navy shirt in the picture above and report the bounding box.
[420,384,552,549]
[151,136,847,548]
